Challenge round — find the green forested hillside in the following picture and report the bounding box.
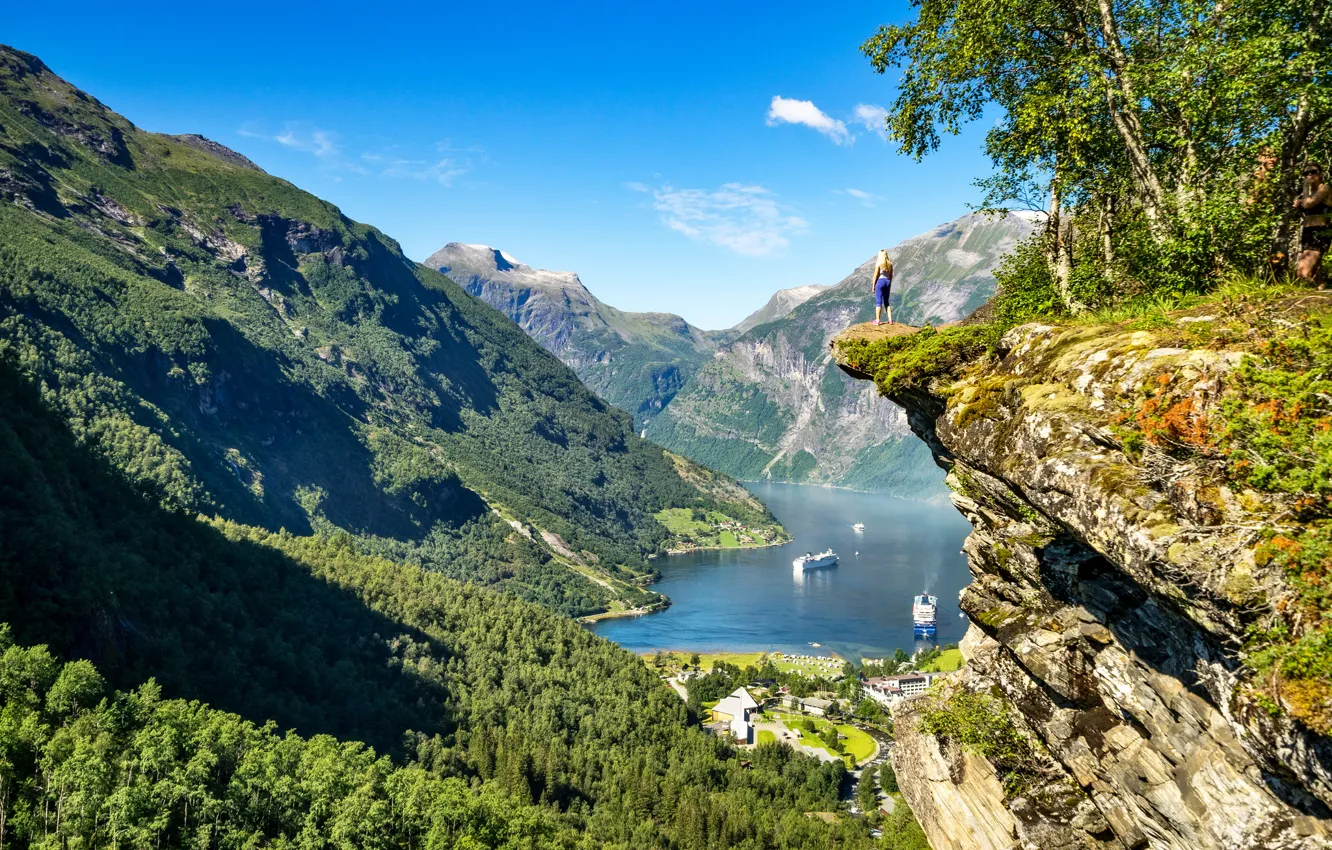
[0,45,780,616]
[422,242,723,428]
[0,353,871,848]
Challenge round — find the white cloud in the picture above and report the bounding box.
[853,104,890,139]
[650,182,807,256]
[240,123,343,158]
[836,187,880,208]
[371,156,468,186]
[766,96,850,145]
[236,129,478,186]
[365,140,479,186]
[417,159,469,186]
[623,181,651,193]
[237,123,367,174]
[277,128,340,157]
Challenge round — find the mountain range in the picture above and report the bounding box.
[423,241,722,424]
[648,212,1035,493]
[0,46,872,850]
[732,283,827,334]
[0,45,780,619]
[426,212,1035,495]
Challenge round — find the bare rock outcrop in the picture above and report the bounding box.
[836,317,1332,850]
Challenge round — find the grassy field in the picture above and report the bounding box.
[643,650,769,674]
[918,648,963,673]
[763,711,877,763]
[653,508,773,550]
[640,648,847,677]
[835,725,877,761]
[757,729,777,746]
[770,653,845,678]
[654,507,718,536]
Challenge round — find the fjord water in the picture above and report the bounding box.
[589,482,974,660]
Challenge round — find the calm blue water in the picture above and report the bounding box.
[589,482,974,660]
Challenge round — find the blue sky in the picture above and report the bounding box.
[7,1,995,328]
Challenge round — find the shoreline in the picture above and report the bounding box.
[577,599,670,624]
[739,478,951,505]
[587,533,792,623]
[662,535,790,556]
[636,647,846,662]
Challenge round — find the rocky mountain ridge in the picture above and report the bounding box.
[733,283,827,334]
[0,44,781,618]
[422,241,719,424]
[648,212,1035,494]
[833,309,1332,849]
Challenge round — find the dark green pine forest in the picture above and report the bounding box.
[0,46,874,849]
[0,46,779,619]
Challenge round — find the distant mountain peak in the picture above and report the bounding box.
[424,242,590,293]
[421,240,722,424]
[733,283,829,334]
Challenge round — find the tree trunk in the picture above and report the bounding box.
[1056,214,1085,313]
[1099,197,1117,274]
[1270,93,1314,267]
[1047,179,1066,295]
[1095,0,1170,234]
[1048,177,1088,314]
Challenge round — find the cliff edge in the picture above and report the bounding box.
[833,294,1332,849]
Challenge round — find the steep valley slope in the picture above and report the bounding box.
[649,211,1035,494]
[423,241,722,426]
[0,45,782,619]
[427,215,1034,497]
[0,295,869,850]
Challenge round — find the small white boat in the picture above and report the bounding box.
[793,550,839,570]
[852,522,865,532]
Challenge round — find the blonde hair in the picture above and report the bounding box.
[877,249,892,271]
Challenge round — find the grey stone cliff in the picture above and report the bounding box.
[835,319,1332,849]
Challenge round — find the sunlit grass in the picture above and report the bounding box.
[1072,274,1309,327]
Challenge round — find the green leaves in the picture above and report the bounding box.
[919,689,1042,798]
[863,0,1332,307]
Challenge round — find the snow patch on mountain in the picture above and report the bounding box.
[424,242,589,293]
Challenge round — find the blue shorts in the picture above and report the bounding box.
[874,276,892,307]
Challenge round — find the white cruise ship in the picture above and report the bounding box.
[913,594,938,636]
[852,522,865,532]
[793,550,838,570]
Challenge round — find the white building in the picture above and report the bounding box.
[712,687,759,744]
[863,677,903,707]
[801,697,833,717]
[864,673,939,706]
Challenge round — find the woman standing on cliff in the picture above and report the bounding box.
[872,249,894,325]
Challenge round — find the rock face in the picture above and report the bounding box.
[648,212,1034,493]
[733,283,828,334]
[424,216,1031,495]
[834,320,1332,849]
[167,134,266,173]
[421,242,718,425]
